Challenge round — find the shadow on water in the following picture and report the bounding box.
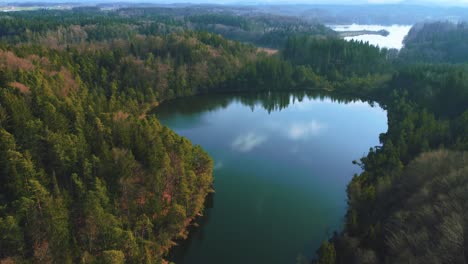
[167,192,215,263]
[154,90,372,118]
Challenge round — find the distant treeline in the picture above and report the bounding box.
[0,7,335,48]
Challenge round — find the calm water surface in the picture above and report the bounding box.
[331,24,412,49]
[155,93,387,264]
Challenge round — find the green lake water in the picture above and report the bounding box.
[154,92,387,264]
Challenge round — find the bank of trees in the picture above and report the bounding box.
[283,36,391,77]
[0,7,335,49]
[185,13,336,48]
[0,56,215,262]
[314,24,468,263]
[0,12,260,263]
[399,22,468,64]
[220,36,393,95]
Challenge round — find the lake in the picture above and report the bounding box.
[330,24,412,49]
[155,92,387,264]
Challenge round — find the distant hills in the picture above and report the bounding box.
[6,0,468,7]
[2,2,468,25]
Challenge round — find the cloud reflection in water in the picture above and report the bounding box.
[232,132,268,152]
[287,120,326,140]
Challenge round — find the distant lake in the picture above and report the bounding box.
[331,24,412,49]
[155,92,387,264]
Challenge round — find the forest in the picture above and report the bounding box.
[0,7,335,48]
[399,22,468,64]
[0,6,467,264]
[0,9,253,263]
[313,26,468,264]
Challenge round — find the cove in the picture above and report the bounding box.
[154,92,387,264]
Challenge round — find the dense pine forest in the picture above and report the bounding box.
[399,22,468,64]
[313,28,468,264]
[0,6,467,264]
[0,7,334,48]
[0,8,255,263]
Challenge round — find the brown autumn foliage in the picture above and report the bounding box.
[9,82,30,94]
[38,25,88,49]
[56,67,79,97]
[33,241,52,264]
[0,50,35,71]
[207,46,221,57]
[113,111,130,121]
[156,63,170,93]
[0,258,15,264]
[336,150,468,264]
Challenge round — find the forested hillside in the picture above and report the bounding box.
[313,24,468,264]
[220,36,392,96]
[0,7,467,264]
[318,64,468,263]
[0,9,262,263]
[250,4,468,25]
[399,22,468,64]
[183,13,335,48]
[0,7,334,48]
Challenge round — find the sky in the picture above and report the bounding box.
[130,0,468,6]
[2,0,468,6]
[135,0,468,5]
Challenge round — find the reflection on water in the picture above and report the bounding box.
[155,91,369,117]
[155,92,387,264]
[286,120,326,140]
[331,24,412,49]
[232,132,268,152]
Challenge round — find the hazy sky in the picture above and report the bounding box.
[134,0,468,6]
[3,0,468,6]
